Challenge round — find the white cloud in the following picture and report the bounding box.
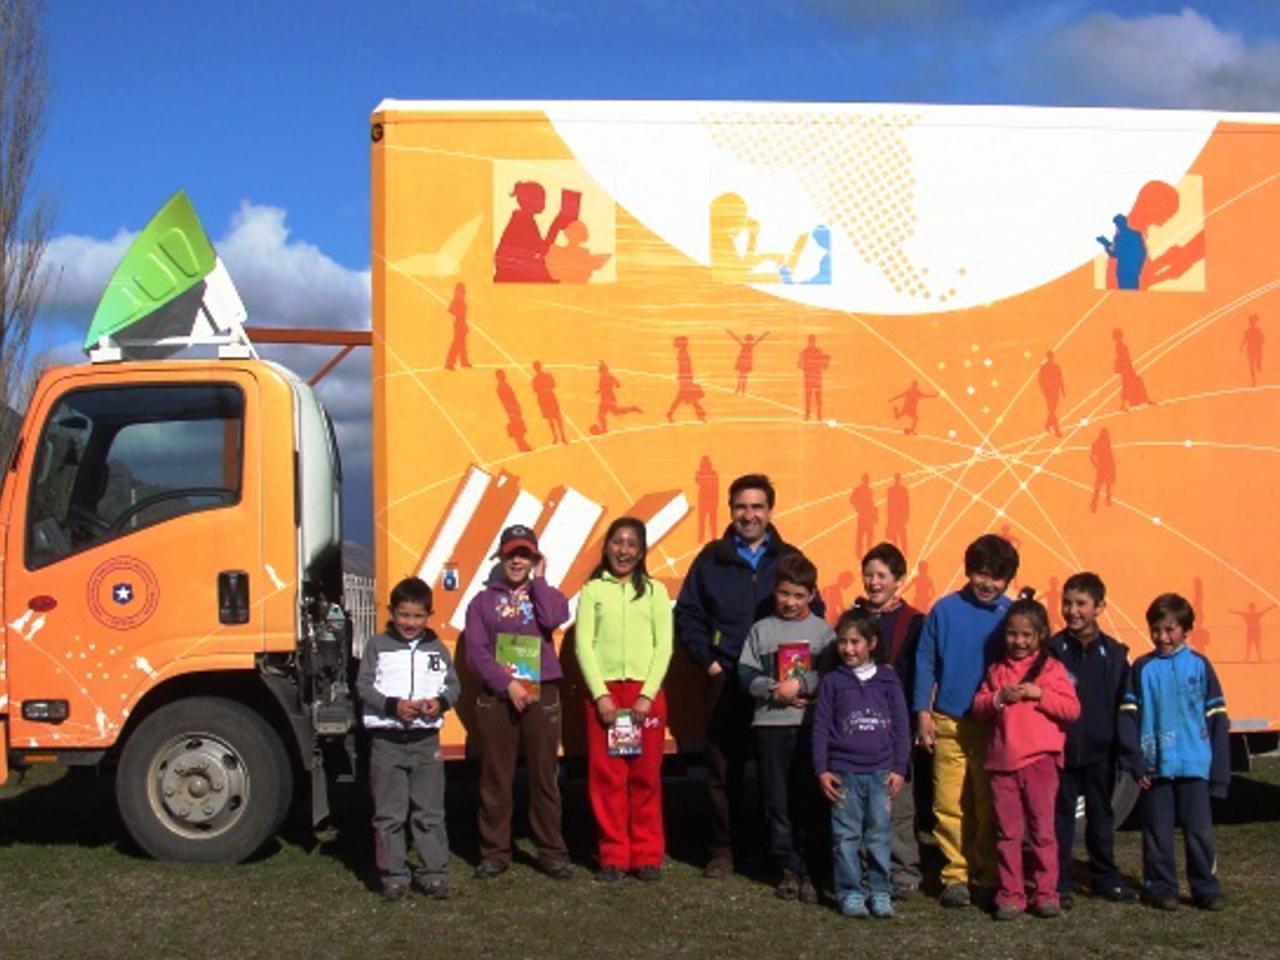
[41,201,370,329]
[1041,6,1280,110]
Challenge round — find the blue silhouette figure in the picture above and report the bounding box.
[780,224,832,285]
[1096,214,1146,291]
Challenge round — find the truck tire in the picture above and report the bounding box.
[116,697,292,862]
[1074,766,1142,835]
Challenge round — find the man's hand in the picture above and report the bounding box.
[916,711,936,753]
[707,661,724,678]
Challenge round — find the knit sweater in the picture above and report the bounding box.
[574,572,673,701]
[971,654,1080,771]
[912,586,1010,718]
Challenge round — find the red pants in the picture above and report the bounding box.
[991,754,1060,910]
[583,681,667,870]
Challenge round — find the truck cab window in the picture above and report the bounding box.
[26,384,244,569]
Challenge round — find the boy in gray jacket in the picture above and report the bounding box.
[357,576,460,900]
[738,552,835,903]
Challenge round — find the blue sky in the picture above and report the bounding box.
[33,0,1280,543]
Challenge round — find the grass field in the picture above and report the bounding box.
[2,755,1278,959]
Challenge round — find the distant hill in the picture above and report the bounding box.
[343,540,373,578]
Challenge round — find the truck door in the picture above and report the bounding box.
[3,372,264,750]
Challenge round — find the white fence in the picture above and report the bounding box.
[342,572,377,658]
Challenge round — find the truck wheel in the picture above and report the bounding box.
[116,697,291,862]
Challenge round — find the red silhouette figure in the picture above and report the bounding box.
[589,360,641,435]
[798,335,830,420]
[1229,602,1275,662]
[666,336,707,422]
[695,455,719,542]
[849,473,878,558]
[908,560,935,611]
[530,361,568,445]
[1242,314,1265,387]
[1039,350,1065,437]
[495,370,532,452]
[889,381,937,436]
[1089,427,1115,512]
[1112,328,1155,411]
[1043,576,1064,633]
[1190,577,1211,653]
[885,473,910,554]
[821,571,857,626]
[443,282,472,370]
[726,330,770,394]
[493,181,576,282]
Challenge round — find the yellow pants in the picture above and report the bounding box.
[931,712,996,888]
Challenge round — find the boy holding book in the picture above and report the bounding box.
[738,552,835,903]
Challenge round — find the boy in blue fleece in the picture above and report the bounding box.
[1120,593,1229,912]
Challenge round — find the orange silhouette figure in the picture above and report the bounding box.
[1190,577,1211,653]
[1229,602,1275,662]
[885,473,910,554]
[889,381,937,435]
[1039,350,1065,437]
[1242,314,1265,387]
[822,571,857,626]
[443,282,472,370]
[1112,328,1155,411]
[530,361,568,445]
[1043,576,1064,633]
[798,335,830,420]
[727,330,770,394]
[1104,180,1205,290]
[1089,427,1115,512]
[494,181,575,282]
[666,336,707,422]
[909,560,935,611]
[849,473,878,557]
[589,360,641,435]
[495,370,532,453]
[695,455,719,542]
[545,220,612,283]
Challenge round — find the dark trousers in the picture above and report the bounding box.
[1055,760,1121,892]
[706,669,754,864]
[474,681,568,866]
[1141,777,1220,900]
[370,733,449,887]
[754,725,816,877]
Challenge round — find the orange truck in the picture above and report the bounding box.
[5,100,1280,861]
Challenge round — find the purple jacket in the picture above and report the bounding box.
[812,663,910,776]
[464,576,570,695]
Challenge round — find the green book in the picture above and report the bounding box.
[496,632,541,698]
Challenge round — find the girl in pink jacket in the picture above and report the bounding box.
[972,590,1080,921]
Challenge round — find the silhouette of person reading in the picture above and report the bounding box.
[780,224,832,285]
[695,455,719,542]
[1101,181,1204,290]
[1112,328,1154,411]
[1229,602,1275,662]
[545,220,612,284]
[709,192,801,284]
[494,181,576,282]
[1096,214,1145,291]
[889,380,937,435]
[1039,350,1065,437]
[666,336,707,422]
[798,335,830,420]
[444,282,472,371]
[530,361,568,445]
[1089,427,1115,512]
[885,473,910,554]
[727,330,770,394]
[495,370,532,452]
[589,360,641,435]
[1242,314,1265,387]
[908,560,935,611]
[849,473,878,557]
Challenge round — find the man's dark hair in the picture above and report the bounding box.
[1063,571,1106,605]
[862,541,907,580]
[774,551,817,592]
[963,533,1020,581]
[1146,592,1194,631]
[728,473,776,508]
[390,576,433,612]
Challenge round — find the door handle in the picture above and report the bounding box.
[218,571,250,624]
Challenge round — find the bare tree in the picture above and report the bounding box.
[0,0,51,454]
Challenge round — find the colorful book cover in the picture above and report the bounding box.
[496,632,541,698]
[607,709,643,757]
[776,642,812,683]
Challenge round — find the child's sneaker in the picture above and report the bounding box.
[869,893,894,918]
[380,882,409,902]
[797,875,819,905]
[774,869,800,901]
[415,878,453,900]
[839,893,870,918]
[939,883,971,908]
[993,904,1022,921]
[1030,899,1061,918]
[1194,893,1226,912]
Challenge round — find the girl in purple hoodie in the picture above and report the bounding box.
[812,605,910,919]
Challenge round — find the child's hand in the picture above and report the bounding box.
[395,699,418,724]
[772,677,802,704]
[998,684,1023,705]
[596,694,618,726]
[631,695,653,722]
[507,680,532,712]
[818,772,845,805]
[1017,682,1042,702]
[1138,775,1152,790]
[418,698,442,718]
[886,772,905,798]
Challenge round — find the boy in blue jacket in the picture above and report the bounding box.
[1120,593,1229,912]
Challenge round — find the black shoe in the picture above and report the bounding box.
[634,865,662,882]
[538,859,574,881]
[1145,891,1179,911]
[939,883,971,908]
[798,875,819,905]
[891,882,919,901]
[1096,884,1139,903]
[595,866,625,884]
[775,869,800,901]
[1194,893,1226,912]
[1060,892,1074,911]
[704,856,733,880]
[415,878,453,900]
[473,860,508,880]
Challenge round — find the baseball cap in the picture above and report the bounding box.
[495,524,540,558]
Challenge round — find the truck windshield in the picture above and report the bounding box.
[26,384,244,569]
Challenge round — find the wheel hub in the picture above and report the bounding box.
[149,734,248,837]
